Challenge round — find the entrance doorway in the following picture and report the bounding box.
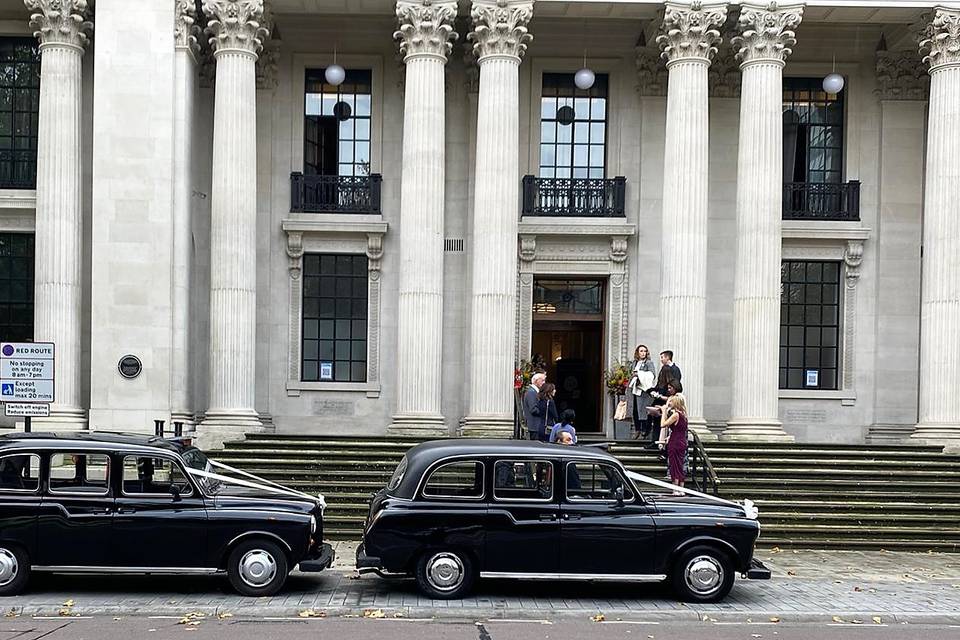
[530,279,605,434]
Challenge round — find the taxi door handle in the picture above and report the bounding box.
[538,513,557,521]
[562,514,582,521]
[116,507,136,514]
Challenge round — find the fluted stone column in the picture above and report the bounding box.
[198,0,267,448]
[461,0,532,437]
[389,0,458,438]
[722,2,803,442]
[656,1,726,440]
[25,0,92,430]
[172,1,201,433]
[913,8,960,448]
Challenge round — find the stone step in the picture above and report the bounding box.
[753,538,960,551]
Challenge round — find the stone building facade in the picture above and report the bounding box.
[1,0,958,448]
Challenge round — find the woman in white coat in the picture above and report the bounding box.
[629,344,657,440]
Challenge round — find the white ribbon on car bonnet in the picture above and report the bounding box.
[624,469,758,520]
[185,459,326,512]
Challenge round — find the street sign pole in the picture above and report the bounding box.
[24,415,30,433]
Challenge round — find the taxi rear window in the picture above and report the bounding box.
[387,455,408,493]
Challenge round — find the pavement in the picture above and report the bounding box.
[2,543,960,625]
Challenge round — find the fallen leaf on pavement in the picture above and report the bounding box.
[832,616,844,623]
[590,614,605,622]
[393,612,405,618]
[872,617,882,624]
[297,609,326,618]
[787,570,797,577]
[769,617,780,623]
[4,610,17,618]
[853,587,862,592]
[217,612,233,620]
[770,547,781,554]
[851,620,863,625]
[62,600,74,607]
[363,609,385,619]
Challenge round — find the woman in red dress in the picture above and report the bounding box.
[661,393,688,496]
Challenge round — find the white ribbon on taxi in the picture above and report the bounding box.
[624,469,758,520]
[185,459,326,512]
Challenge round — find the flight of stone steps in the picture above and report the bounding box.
[212,434,960,552]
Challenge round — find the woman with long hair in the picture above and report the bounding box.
[536,382,559,442]
[629,344,657,441]
[660,393,689,496]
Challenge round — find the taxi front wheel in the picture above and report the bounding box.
[671,545,735,603]
[227,539,289,597]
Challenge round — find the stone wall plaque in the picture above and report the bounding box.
[118,355,142,379]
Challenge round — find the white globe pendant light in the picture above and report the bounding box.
[822,72,844,94]
[325,63,345,87]
[575,67,595,90]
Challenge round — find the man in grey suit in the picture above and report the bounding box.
[522,372,547,440]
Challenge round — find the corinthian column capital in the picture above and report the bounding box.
[395,0,459,62]
[175,0,202,56]
[733,1,804,68]
[202,0,268,56]
[920,7,960,73]
[24,0,93,51]
[468,0,533,63]
[656,0,727,66]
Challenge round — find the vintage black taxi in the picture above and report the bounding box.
[0,432,333,596]
[357,440,769,602]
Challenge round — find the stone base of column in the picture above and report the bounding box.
[910,423,960,452]
[32,408,88,432]
[387,415,448,439]
[687,417,718,442]
[170,411,197,435]
[459,415,515,439]
[197,410,263,450]
[720,419,795,442]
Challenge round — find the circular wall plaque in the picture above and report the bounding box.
[118,355,142,379]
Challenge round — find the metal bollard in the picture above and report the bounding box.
[154,419,165,437]
[173,421,183,437]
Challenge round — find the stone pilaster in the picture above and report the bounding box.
[25,0,92,430]
[912,7,960,449]
[461,0,533,438]
[656,0,726,439]
[389,0,458,437]
[198,0,268,449]
[171,0,202,433]
[722,1,803,443]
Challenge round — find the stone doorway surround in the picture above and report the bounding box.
[516,218,637,438]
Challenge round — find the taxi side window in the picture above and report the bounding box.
[493,460,553,501]
[0,454,40,492]
[48,453,110,494]
[122,456,193,497]
[566,462,633,501]
[422,461,483,499]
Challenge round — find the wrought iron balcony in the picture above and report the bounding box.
[783,180,860,221]
[0,149,37,190]
[522,175,627,217]
[290,172,382,214]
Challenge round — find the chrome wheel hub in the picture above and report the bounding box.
[685,555,723,596]
[425,552,464,592]
[0,549,17,587]
[238,549,278,588]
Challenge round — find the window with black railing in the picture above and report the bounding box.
[525,72,625,217]
[782,77,857,220]
[294,69,380,213]
[0,233,34,342]
[0,38,40,190]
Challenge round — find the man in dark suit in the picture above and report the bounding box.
[522,372,546,440]
[655,350,682,394]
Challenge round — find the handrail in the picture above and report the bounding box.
[688,430,720,496]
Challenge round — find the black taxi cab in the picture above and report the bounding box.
[357,440,769,602]
[0,432,333,596]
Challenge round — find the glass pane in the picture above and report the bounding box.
[122,457,191,496]
[422,461,483,498]
[49,453,109,493]
[493,460,553,500]
[540,121,555,143]
[0,454,39,491]
[350,361,366,382]
[355,94,371,117]
[589,144,604,168]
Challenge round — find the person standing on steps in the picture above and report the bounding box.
[655,350,682,395]
[536,382,559,442]
[660,393,689,496]
[629,344,657,441]
[522,372,547,440]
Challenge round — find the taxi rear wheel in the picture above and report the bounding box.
[226,539,289,597]
[415,550,475,599]
[0,545,29,597]
[671,545,734,603]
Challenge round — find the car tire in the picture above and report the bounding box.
[671,545,735,603]
[0,545,29,597]
[415,550,475,599]
[226,539,289,597]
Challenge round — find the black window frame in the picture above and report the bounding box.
[492,459,555,503]
[538,72,609,180]
[420,460,485,501]
[120,454,195,499]
[564,461,634,503]
[0,37,40,190]
[0,452,40,494]
[47,452,111,496]
[303,68,373,178]
[301,253,368,383]
[782,76,845,186]
[0,232,34,342]
[780,260,842,391]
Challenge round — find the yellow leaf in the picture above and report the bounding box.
[4,610,18,618]
[363,609,385,619]
[217,612,233,620]
[770,547,781,554]
[769,617,780,623]
[851,620,863,625]
[872,617,882,624]
[832,616,844,623]
[62,600,74,607]
[591,614,606,622]
[298,609,325,618]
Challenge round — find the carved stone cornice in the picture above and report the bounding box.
[468,0,533,63]
[255,2,279,89]
[24,0,93,51]
[518,235,536,264]
[920,7,960,73]
[733,1,803,68]
[286,231,303,280]
[202,0,268,56]
[656,0,727,67]
[636,45,668,96]
[395,0,458,62]
[709,43,741,97]
[175,0,202,56]
[844,240,864,290]
[876,49,929,100]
